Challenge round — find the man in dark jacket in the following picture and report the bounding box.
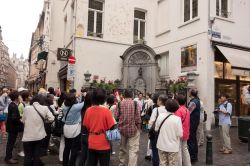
[187,89,200,163]
[5,91,23,164]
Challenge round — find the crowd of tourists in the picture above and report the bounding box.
[0,85,237,166]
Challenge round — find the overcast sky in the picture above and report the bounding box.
[0,0,43,59]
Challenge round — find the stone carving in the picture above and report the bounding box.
[128,51,152,65]
[138,67,142,76]
[134,78,146,93]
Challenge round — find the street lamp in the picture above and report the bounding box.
[83,71,92,89]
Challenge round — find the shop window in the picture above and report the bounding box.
[214,61,223,79]
[134,10,146,43]
[181,45,197,72]
[184,0,198,22]
[240,77,250,81]
[87,0,104,38]
[214,61,236,80]
[224,63,236,80]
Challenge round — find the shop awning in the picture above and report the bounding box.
[216,45,250,76]
[37,51,48,61]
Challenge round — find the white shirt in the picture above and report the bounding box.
[155,112,183,152]
[134,98,144,111]
[64,122,81,138]
[141,99,154,116]
[149,106,167,127]
[22,102,55,142]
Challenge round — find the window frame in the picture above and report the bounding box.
[158,51,170,77]
[134,9,146,44]
[181,44,197,72]
[87,0,104,38]
[216,0,231,18]
[183,0,198,22]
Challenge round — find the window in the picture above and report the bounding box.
[134,10,146,43]
[87,0,104,38]
[158,52,169,76]
[181,45,197,71]
[184,0,198,22]
[216,0,230,18]
[157,0,170,35]
[214,61,236,80]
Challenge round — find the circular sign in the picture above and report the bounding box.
[68,55,76,64]
[60,49,69,58]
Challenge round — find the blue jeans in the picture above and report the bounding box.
[150,138,159,166]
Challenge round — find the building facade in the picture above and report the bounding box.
[60,0,250,129]
[28,0,64,92]
[0,26,17,89]
[0,26,9,88]
[7,61,17,89]
[11,54,29,88]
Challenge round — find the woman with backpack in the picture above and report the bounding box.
[62,93,84,166]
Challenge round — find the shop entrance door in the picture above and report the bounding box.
[215,82,237,116]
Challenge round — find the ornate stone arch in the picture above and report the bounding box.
[121,44,157,65]
[120,44,160,94]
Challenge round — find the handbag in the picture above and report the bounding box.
[0,111,6,122]
[52,106,72,137]
[106,127,121,141]
[149,108,158,140]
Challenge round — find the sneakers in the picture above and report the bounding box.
[18,151,25,157]
[112,151,116,155]
[5,158,18,164]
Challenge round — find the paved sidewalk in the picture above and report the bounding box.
[0,127,249,166]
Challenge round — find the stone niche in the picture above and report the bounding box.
[121,44,161,94]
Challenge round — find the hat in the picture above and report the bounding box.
[18,87,28,92]
[38,88,48,96]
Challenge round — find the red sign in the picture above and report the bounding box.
[68,55,76,64]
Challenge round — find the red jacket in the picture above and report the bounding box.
[175,105,190,141]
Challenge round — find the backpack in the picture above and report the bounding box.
[223,102,232,117]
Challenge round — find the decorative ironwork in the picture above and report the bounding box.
[128,51,151,65]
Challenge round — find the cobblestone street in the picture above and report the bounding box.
[0,127,249,166]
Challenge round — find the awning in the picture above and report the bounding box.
[37,51,48,61]
[216,45,250,76]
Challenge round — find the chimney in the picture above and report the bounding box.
[0,26,2,41]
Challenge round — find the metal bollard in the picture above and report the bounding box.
[248,128,250,152]
[206,134,213,165]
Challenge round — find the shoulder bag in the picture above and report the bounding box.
[149,108,159,140]
[106,125,121,141]
[108,101,137,141]
[52,106,72,137]
[154,114,172,141]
